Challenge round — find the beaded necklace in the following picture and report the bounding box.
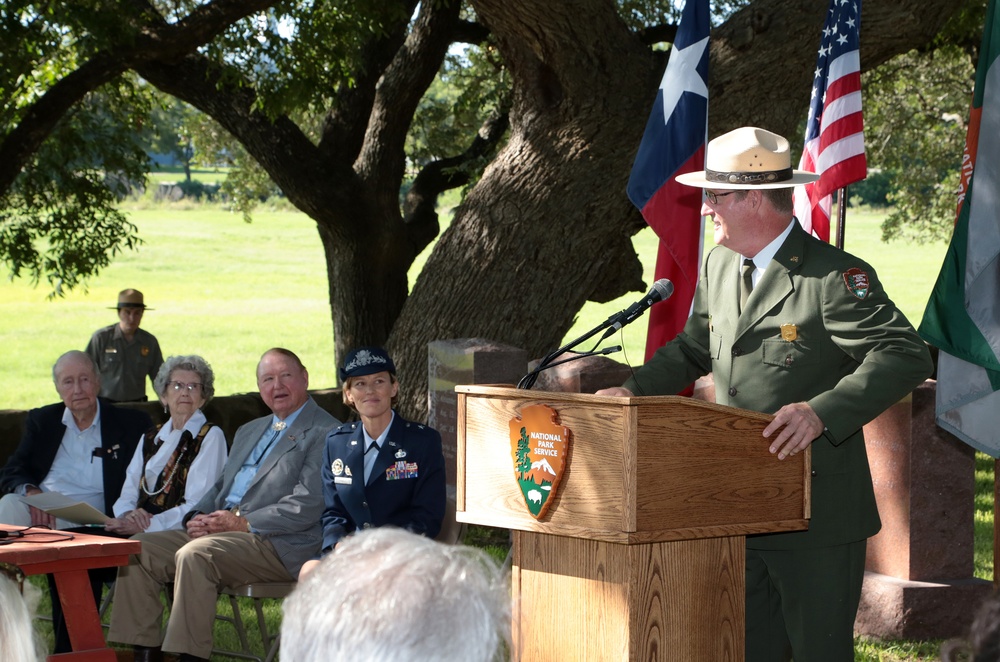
[140,432,191,497]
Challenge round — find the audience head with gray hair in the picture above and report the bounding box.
[941,592,1000,662]
[0,565,44,662]
[281,527,510,662]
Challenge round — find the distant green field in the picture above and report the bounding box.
[0,202,947,411]
[146,165,228,185]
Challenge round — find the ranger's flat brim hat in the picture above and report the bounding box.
[110,288,152,310]
[676,126,821,190]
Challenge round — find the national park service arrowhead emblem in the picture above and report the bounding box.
[509,404,570,519]
[843,267,870,299]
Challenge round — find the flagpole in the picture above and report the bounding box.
[835,186,848,250]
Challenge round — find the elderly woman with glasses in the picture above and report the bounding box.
[105,354,228,535]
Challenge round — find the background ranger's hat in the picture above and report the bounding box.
[111,288,152,310]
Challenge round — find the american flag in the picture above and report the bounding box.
[793,0,867,242]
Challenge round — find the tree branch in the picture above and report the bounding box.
[0,0,278,195]
[453,18,491,45]
[135,55,354,221]
[636,22,678,47]
[0,56,126,193]
[317,16,413,164]
[359,0,462,188]
[403,109,510,253]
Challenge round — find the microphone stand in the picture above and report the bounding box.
[517,308,627,390]
[517,280,672,389]
[516,346,622,390]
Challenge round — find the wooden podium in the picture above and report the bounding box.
[455,386,810,662]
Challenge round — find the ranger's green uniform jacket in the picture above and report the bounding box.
[625,223,933,550]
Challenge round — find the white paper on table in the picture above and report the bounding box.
[20,492,109,525]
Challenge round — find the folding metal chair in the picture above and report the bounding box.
[212,581,295,662]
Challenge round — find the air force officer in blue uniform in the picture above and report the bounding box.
[301,347,445,577]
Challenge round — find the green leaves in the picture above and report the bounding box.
[1,81,150,296]
[862,44,975,243]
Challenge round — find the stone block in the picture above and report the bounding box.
[855,571,992,640]
[856,380,989,640]
[529,354,632,394]
[427,339,528,543]
[428,339,528,482]
[864,382,976,581]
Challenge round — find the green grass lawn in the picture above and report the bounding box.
[146,164,229,185]
[0,202,337,410]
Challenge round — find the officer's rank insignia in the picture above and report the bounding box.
[843,267,870,299]
[331,459,344,476]
[508,404,571,519]
[780,324,798,342]
[344,465,352,477]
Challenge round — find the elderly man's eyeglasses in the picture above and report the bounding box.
[705,190,738,205]
[169,382,203,392]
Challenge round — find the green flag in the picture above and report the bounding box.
[918,0,1000,456]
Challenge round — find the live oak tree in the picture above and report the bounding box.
[0,0,972,417]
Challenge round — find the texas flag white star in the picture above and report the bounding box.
[659,35,709,124]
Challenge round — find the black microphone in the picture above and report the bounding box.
[515,280,672,390]
[604,279,675,333]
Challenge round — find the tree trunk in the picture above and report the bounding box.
[389,0,658,415]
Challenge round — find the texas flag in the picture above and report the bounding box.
[626,0,709,363]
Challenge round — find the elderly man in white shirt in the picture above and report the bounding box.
[0,350,153,654]
[0,350,151,527]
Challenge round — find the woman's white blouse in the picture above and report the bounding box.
[113,409,228,532]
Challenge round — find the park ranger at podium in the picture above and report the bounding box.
[597,127,933,661]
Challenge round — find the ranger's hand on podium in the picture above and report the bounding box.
[763,402,824,460]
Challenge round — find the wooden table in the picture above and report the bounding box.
[0,525,140,662]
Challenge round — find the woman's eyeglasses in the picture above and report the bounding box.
[169,382,203,392]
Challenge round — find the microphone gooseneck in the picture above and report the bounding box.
[516,279,674,390]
